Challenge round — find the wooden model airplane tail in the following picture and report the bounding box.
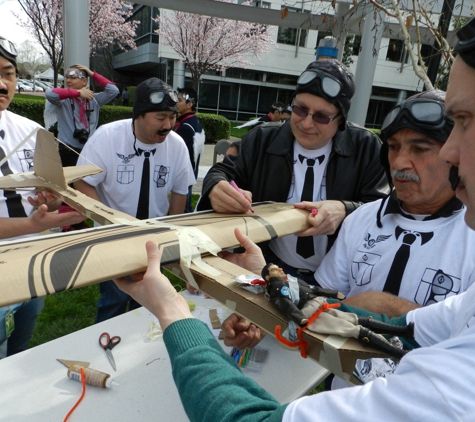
[0,129,137,225]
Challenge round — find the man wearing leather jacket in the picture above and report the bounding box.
[197,59,390,284]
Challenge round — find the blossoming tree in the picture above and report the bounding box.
[16,0,138,86]
[156,0,277,90]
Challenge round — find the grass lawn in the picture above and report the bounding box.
[229,124,249,139]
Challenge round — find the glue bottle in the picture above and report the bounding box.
[67,364,118,388]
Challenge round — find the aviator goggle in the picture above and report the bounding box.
[296,69,342,99]
[148,88,178,105]
[381,100,447,134]
[65,70,86,79]
[0,37,18,58]
[455,17,475,53]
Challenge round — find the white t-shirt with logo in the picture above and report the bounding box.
[77,119,195,218]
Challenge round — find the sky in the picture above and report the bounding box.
[0,0,37,47]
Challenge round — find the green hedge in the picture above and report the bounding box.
[9,97,45,127]
[9,97,231,143]
[196,113,230,143]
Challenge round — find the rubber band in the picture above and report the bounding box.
[275,301,341,358]
[63,367,86,421]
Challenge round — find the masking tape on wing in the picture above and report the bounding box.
[319,335,349,381]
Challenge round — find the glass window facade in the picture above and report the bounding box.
[192,76,295,122]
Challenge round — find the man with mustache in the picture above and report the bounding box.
[0,36,84,358]
[74,77,195,323]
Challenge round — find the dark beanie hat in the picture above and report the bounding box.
[294,59,355,126]
[454,17,475,70]
[133,78,178,119]
[0,36,17,72]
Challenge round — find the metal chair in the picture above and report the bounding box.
[213,139,232,165]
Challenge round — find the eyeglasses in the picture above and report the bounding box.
[291,104,340,125]
[381,100,447,132]
[0,37,18,58]
[0,71,17,82]
[150,89,178,105]
[297,69,342,99]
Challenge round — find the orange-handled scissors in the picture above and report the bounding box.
[99,332,121,371]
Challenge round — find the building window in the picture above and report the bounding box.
[277,7,307,47]
[386,39,408,63]
[419,43,433,67]
[238,0,270,5]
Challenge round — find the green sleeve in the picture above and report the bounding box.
[164,318,288,422]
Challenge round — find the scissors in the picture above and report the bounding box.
[99,332,121,371]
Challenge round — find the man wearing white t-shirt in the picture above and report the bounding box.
[75,78,195,323]
[315,90,474,316]
[0,37,84,358]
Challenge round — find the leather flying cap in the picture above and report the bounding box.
[380,90,453,144]
[379,90,453,185]
[294,59,355,126]
[454,17,475,70]
[0,36,17,71]
[133,78,178,119]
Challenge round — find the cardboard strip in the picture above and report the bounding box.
[209,309,221,329]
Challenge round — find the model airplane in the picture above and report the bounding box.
[0,130,385,381]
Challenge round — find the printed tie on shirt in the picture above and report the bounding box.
[296,154,324,259]
[383,227,433,295]
[136,148,156,220]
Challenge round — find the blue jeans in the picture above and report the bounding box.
[95,280,140,323]
[0,297,45,358]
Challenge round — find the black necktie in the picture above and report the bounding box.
[136,149,155,220]
[383,228,433,295]
[296,155,318,259]
[0,130,4,140]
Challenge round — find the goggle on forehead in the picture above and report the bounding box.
[0,37,17,58]
[66,70,86,79]
[149,89,178,105]
[297,69,342,99]
[381,100,447,133]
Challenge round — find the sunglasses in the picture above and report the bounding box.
[0,37,17,58]
[381,100,447,132]
[291,103,340,125]
[296,69,342,99]
[150,89,178,105]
